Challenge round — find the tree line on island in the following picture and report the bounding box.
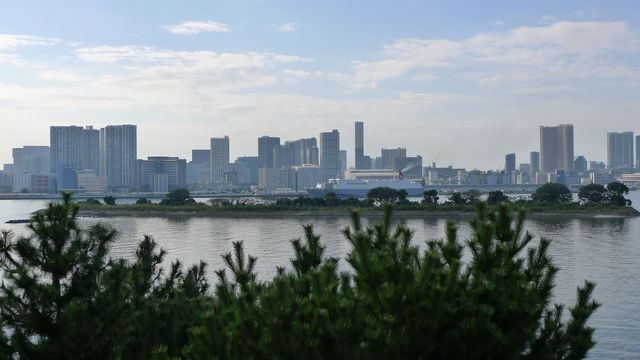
[81,181,632,211]
[0,193,600,359]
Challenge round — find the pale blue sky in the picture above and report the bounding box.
[1,1,640,169]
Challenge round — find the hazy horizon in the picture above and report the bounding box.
[1,1,640,170]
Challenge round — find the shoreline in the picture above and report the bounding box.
[75,207,640,219]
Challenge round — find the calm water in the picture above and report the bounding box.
[1,194,640,359]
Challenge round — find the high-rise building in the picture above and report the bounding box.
[505,153,516,176]
[395,155,423,178]
[319,130,340,181]
[540,124,574,173]
[12,146,50,175]
[340,150,347,179]
[285,138,318,165]
[99,125,137,191]
[574,156,587,173]
[381,148,406,170]
[50,125,100,175]
[274,144,295,168]
[192,149,210,164]
[137,156,187,192]
[210,136,230,184]
[258,136,280,168]
[355,122,370,169]
[636,135,640,169]
[530,151,540,176]
[235,156,261,185]
[607,131,634,169]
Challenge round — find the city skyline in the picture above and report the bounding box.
[1,1,640,168]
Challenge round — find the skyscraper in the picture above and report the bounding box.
[99,125,137,191]
[319,130,340,181]
[50,125,99,174]
[636,135,640,169]
[505,153,516,176]
[607,131,634,169]
[285,138,318,165]
[381,148,406,170]
[191,149,210,164]
[355,121,368,169]
[340,149,347,179]
[530,151,540,176]
[258,136,280,168]
[12,146,50,175]
[574,156,587,173]
[539,124,574,173]
[210,136,230,184]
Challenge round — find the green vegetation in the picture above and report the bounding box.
[160,188,196,206]
[0,194,599,359]
[103,195,117,205]
[531,183,572,203]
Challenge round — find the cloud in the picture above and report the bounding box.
[163,20,230,35]
[37,70,90,82]
[336,21,640,89]
[275,23,297,32]
[0,34,50,50]
[511,86,580,94]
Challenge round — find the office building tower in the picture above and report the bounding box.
[12,146,49,175]
[137,156,187,192]
[589,161,606,171]
[192,149,210,164]
[210,136,230,184]
[540,124,574,173]
[235,156,261,185]
[530,151,540,176]
[505,153,516,176]
[274,144,295,168]
[319,130,340,181]
[355,121,370,169]
[340,150,347,179]
[395,155,423,178]
[258,136,280,168]
[636,135,640,169]
[607,131,634,169]
[381,148,407,170]
[574,156,587,173]
[99,125,137,191]
[50,125,100,175]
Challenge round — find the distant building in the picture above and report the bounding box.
[77,170,108,193]
[395,155,423,178]
[319,130,340,181]
[12,146,50,175]
[381,148,406,170]
[50,126,100,187]
[293,165,322,190]
[574,156,587,173]
[505,153,516,176]
[192,149,210,164]
[274,144,295,168]
[258,167,296,191]
[258,136,280,169]
[340,149,347,179]
[540,124,574,173]
[285,138,318,166]
[137,156,187,192]
[354,122,371,169]
[530,151,540,177]
[210,136,230,184]
[607,131,634,169]
[589,161,606,171]
[636,135,640,169]
[99,125,137,191]
[12,173,32,193]
[235,156,261,185]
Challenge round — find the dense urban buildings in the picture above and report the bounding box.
[210,136,230,184]
[258,136,280,169]
[607,131,634,169]
[137,156,187,192]
[99,125,137,192]
[505,153,516,176]
[12,146,49,175]
[530,151,540,177]
[540,124,574,173]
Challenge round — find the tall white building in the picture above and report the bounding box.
[607,131,634,169]
[540,124,574,173]
[99,125,137,191]
[210,136,230,184]
[50,125,99,174]
[319,130,340,181]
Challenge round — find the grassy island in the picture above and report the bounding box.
[75,183,639,218]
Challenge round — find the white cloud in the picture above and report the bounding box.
[336,21,640,89]
[0,34,50,49]
[37,70,90,82]
[511,86,580,94]
[163,20,230,35]
[275,23,297,32]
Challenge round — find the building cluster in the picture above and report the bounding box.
[1,122,639,194]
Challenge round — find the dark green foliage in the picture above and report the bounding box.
[161,188,194,206]
[578,184,606,203]
[81,197,102,205]
[136,197,152,205]
[103,195,117,205]
[531,183,572,203]
[605,182,631,206]
[464,188,481,204]
[366,186,400,205]
[422,189,439,204]
[185,203,599,359]
[487,190,510,205]
[448,191,467,205]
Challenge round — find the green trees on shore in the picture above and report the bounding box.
[0,194,600,359]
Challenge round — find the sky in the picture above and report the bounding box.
[1,0,640,170]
